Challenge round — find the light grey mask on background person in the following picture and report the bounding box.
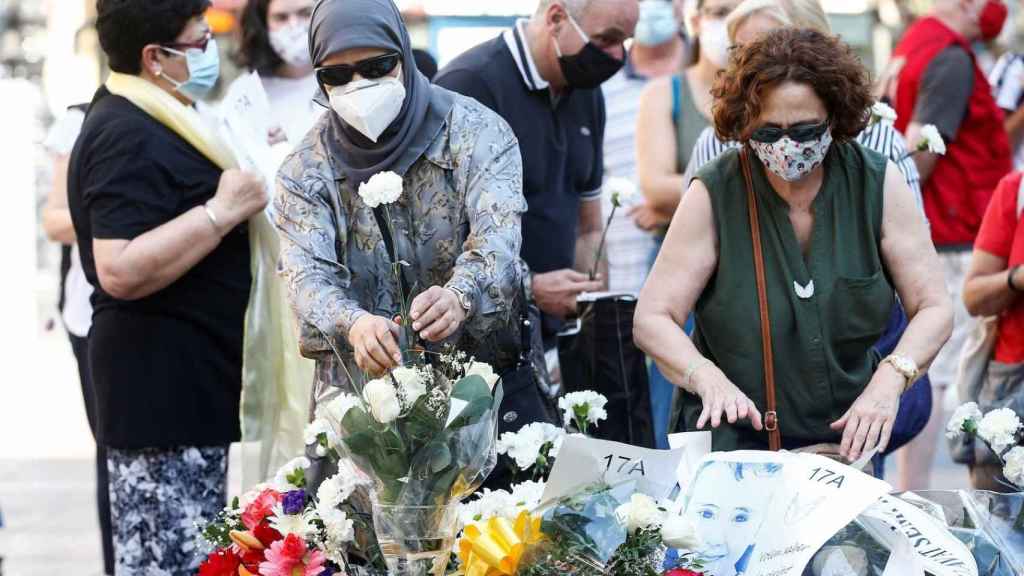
[270,22,312,68]
[701,18,730,68]
[329,75,406,142]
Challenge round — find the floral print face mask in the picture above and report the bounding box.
[750,129,833,182]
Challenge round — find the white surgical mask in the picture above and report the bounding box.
[269,22,311,68]
[329,76,406,143]
[701,18,730,68]
[750,130,833,182]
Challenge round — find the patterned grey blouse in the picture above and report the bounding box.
[274,94,528,388]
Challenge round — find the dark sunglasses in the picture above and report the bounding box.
[316,53,401,88]
[750,121,830,144]
[162,31,212,54]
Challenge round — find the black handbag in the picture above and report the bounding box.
[557,294,655,448]
[481,291,560,491]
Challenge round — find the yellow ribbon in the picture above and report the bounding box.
[457,511,545,576]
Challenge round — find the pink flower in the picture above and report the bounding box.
[243,489,283,531]
[258,534,326,576]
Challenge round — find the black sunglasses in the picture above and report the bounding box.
[316,53,401,88]
[750,121,830,144]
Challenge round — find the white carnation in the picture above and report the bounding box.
[509,480,546,511]
[1003,446,1024,488]
[497,422,565,471]
[464,361,500,390]
[358,171,403,208]
[273,456,311,491]
[614,493,665,533]
[316,467,366,513]
[459,488,513,528]
[320,507,355,545]
[870,102,897,125]
[660,513,703,550]
[303,418,338,450]
[946,402,983,440]
[605,177,639,208]
[269,504,316,539]
[363,378,401,424]
[918,124,946,155]
[558,390,609,427]
[977,408,1023,454]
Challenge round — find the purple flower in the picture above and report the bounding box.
[282,489,306,515]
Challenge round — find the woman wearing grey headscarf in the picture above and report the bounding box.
[274,0,529,456]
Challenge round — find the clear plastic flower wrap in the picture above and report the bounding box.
[317,340,504,509]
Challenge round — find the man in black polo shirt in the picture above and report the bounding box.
[436,0,638,351]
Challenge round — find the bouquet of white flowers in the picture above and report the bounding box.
[947,402,1024,489]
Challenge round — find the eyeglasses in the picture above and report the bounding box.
[162,31,212,54]
[315,53,401,88]
[749,121,829,144]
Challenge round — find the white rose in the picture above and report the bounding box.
[363,378,402,424]
[358,171,403,208]
[660,513,703,550]
[391,366,430,406]
[977,407,1023,454]
[946,402,983,440]
[870,102,897,125]
[614,493,664,533]
[464,361,500,390]
[1003,446,1024,488]
[319,393,361,426]
[558,390,609,427]
[918,124,947,155]
[605,177,639,208]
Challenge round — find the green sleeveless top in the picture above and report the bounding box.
[685,142,895,451]
[671,74,709,173]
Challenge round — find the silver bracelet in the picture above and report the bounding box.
[203,200,220,231]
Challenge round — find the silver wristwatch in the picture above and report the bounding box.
[446,286,473,315]
[882,353,919,391]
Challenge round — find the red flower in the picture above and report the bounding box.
[238,547,266,574]
[664,570,703,576]
[199,549,241,576]
[253,520,284,548]
[242,489,282,531]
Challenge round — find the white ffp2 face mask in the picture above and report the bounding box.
[329,76,406,143]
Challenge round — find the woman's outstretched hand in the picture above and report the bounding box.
[830,368,902,462]
[693,365,765,431]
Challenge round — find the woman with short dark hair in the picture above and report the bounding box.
[69,1,266,572]
[232,0,321,146]
[635,28,953,460]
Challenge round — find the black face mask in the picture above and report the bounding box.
[557,41,625,90]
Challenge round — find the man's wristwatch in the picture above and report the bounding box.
[882,353,919,392]
[446,286,473,315]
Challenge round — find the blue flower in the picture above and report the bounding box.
[282,489,306,515]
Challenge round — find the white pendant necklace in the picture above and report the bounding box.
[794,279,815,300]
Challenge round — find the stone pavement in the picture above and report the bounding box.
[0,289,971,575]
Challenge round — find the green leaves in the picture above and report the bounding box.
[448,375,495,429]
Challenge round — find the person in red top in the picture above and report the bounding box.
[885,0,1013,491]
[964,171,1024,491]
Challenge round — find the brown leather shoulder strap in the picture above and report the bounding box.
[740,148,781,451]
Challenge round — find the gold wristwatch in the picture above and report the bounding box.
[882,353,919,392]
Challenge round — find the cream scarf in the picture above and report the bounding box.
[105,72,237,170]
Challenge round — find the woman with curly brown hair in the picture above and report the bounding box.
[635,28,953,461]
